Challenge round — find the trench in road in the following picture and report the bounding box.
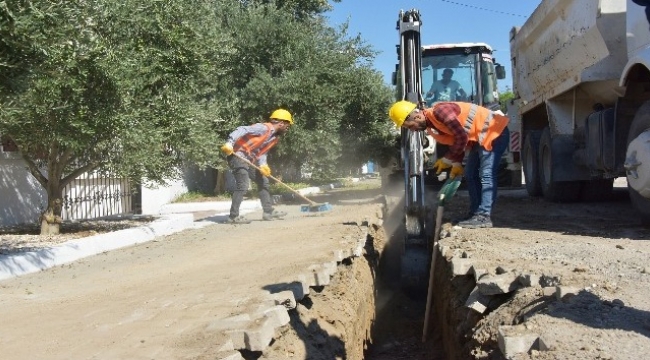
[240,193,453,360]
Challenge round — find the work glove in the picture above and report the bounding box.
[433,158,452,174]
[220,143,234,156]
[259,164,271,177]
[449,164,464,179]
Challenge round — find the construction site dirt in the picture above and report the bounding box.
[1,178,649,360]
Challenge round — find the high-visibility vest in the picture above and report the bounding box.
[423,102,509,151]
[234,123,278,161]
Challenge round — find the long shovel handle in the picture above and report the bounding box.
[422,203,445,342]
[231,153,318,206]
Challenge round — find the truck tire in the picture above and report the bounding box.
[627,101,650,226]
[539,127,582,202]
[522,131,542,196]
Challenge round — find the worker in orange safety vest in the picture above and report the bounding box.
[388,100,510,228]
[220,109,293,224]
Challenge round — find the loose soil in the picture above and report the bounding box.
[436,185,650,360]
[1,179,649,360]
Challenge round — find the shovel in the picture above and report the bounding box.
[231,153,332,213]
[422,176,462,342]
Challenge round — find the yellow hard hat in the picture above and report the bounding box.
[388,100,417,127]
[270,108,293,124]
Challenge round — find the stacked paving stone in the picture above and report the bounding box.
[439,245,584,359]
[215,223,369,360]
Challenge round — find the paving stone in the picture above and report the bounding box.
[332,249,351,262]
[226,316,275,351]
[320,262,337,278]
[518,273,541,287]
[440,245,451,257]
[451,257,473,276]
[465,286,489,313]
[255,305,290,328]
[542,286,556,297]
[306,268,331,286]
[267,290,297,310]
[477,273,521,295]
[497,325,540,359]
[556,286,580,301]
[216,335,234,352]
[471,267,489,282]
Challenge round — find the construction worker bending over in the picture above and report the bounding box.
[388,101,510,228]
[220,109,293,224]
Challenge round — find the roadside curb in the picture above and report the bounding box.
[0,213,195,281]
[159,199,261,214]
[0,188,349,283]
[214,221,370,359]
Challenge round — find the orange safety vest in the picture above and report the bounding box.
[233,123,278,161]
[423,102,509,151]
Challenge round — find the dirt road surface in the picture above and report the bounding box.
[0,190,379,360]
[1,178,649,359]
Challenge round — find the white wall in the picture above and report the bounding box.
[0,153,47,226]
[0,151,217,224]
[139,178,189,215]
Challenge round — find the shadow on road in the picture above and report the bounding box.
[518,290,650,339]
[443,187,650,240]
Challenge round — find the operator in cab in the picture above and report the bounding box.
[425,68,467,102]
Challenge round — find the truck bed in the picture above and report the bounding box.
[510,0,628,113]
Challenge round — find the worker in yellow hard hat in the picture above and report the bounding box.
[220,108,293,224]
[388,100,510,229]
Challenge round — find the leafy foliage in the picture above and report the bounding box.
[218,4,394,181]
[499,88,515,113]
[0,0,398,232]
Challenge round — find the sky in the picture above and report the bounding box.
[325,0,542,92]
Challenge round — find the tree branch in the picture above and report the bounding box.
[59,148,74,166]
[61,162,100,187]
[11,138,48,188]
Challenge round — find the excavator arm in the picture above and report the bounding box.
[395,9,431,292]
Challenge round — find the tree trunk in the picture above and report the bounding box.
[214,169,226,195]
[41,182,63,235]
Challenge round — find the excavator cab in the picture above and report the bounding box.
[421,44,503,109]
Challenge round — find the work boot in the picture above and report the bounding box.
[226,216,251,224]
[458,213,493,229]
[262,210,287,221]
[452,212,475,225]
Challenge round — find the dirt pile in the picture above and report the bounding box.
[434,187,650,360]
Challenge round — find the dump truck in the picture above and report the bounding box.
[510,0,650,224]
[390,9,516,290]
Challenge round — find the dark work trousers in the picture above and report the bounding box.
[227,155,274,219]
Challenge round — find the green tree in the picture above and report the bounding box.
[218,3,395,182]
[0,0,231,234]
[499,87,515,113]
[1,0,400,231]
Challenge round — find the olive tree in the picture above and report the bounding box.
[218,3,395,182]
[0,0,233,234]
